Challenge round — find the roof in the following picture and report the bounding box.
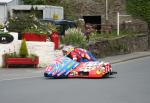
[0,0,12,4]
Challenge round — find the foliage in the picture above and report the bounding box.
[22,0,46,5]
[5,52,38,58]
[4,51,38,60]
[22,0,60,5]
[8,13,49,35]
[47,23,58,32]
[30,6,43,18]
[21,0,77,20]
[28,54,38,61]
[3,39,38,59]
[8,14,39,33]
[0,24,4,29]
[60,28,136,49]
[126,0,150,25]
[61,28,88,49]
[4,52,19,58]
[24,23,48,35]
[89,31,137,41]
[19,39,29,58]
[46,0,60,5]
[107,39,128,53]
[60,1,78,20]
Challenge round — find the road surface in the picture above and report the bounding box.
[0,56,150,103]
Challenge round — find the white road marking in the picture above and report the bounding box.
[0,76,42,82]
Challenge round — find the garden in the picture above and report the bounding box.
[60,21,148,58]
[3,39,39,68]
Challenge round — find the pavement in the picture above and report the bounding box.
[54,50,150,64]
[0,50,150,80]
[100,50,150,64]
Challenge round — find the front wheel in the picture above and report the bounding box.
[102,71,117,78]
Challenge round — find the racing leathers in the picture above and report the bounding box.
[67,48,96,62]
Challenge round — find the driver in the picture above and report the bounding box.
[62,45,96,62]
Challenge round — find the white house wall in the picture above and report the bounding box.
[0,4,64,24]
[8,5,64,20]
[7,0,20,6]
[43,6,64,20]
[0,4,7,24]
[0,0,19,24]
[0,32,61,68]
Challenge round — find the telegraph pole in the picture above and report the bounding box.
[105,0,108,21]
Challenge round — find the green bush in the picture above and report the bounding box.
[8,14,34,32]
[19,39,29,57]
[0,24,4,29]
[24,25,48,35]
[61,28,88,49]
[5,52,19,58]
[89,30,137,41]
[8,14,48,34]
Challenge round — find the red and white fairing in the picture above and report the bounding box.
[68,61,112,78]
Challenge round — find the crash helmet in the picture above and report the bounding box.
[62,45,74,55]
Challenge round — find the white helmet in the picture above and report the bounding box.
[62,45,74,55]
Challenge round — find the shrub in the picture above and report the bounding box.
[0,24,4,29]
[61,28,88,49]
[24,25,48,35]
[8,14,48,34]
[47,23,58,33]
[19,39,29,57]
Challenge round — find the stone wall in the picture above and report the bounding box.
[62,0,148,33]
[88,34,148,58]
[62,0,127,23]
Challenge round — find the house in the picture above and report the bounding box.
[0,0,23,24]
[8,5,64,20]
[0,0,64,24]
[0,0,12,24]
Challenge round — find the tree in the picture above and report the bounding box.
[46,0,60,5]
[22,0,60,5]
[126,0,150,47]
[19,39,29,58]
[22,0,46,5]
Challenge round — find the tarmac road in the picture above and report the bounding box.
[0,56,150,103]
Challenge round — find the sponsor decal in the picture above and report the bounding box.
[0,33,14,44]
[96,66,105,74]
[57,69,66,76]
[69,71,78,76]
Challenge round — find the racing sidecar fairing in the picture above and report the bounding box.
[44,56,116,78]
